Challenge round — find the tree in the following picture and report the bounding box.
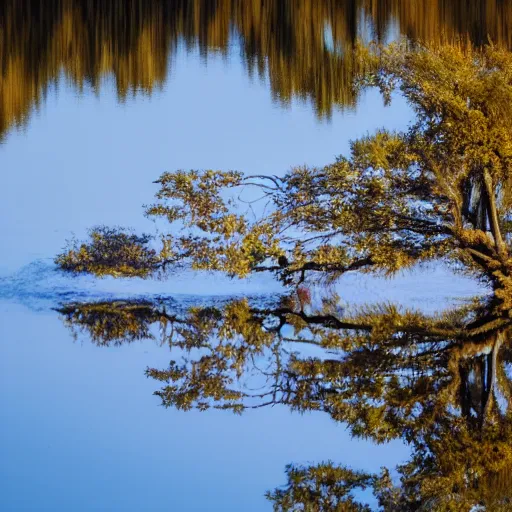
[57,43,512,311]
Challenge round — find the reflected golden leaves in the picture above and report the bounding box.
[3,0,512,139]
[57,295,512,509]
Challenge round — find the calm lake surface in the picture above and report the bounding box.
[0,2,508,511]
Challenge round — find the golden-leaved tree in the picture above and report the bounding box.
[57,44,512,309]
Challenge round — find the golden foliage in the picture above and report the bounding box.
[4,0,512,138]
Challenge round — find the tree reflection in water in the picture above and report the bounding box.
[57,294,512,510]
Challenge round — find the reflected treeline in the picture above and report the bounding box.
[57,294,512,510]
[3,0,512,139]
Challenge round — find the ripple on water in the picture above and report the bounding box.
[0,259,284,311]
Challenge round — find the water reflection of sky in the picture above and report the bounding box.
[0,40,468,511]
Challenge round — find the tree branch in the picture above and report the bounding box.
[484,169,507,260]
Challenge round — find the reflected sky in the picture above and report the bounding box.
[51,293,512,507]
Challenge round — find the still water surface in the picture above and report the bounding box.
[0,2,505,510]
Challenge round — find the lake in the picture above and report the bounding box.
[0,2,510,511]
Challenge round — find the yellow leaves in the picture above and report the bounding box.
[218,214,247,238]
[56,45,512,313]
[58,301,160,345]
[310,245,348,266]
[151,170,244,227]
[351,131,409,171]
[55,227,159,278]
[59,281,512,509]
[492,272,512,313]
[457,228,492,248]
[266,462,375,511]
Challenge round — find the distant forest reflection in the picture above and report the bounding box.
[3,0,512,138]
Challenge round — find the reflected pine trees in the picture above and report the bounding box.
[3,0,512,137]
